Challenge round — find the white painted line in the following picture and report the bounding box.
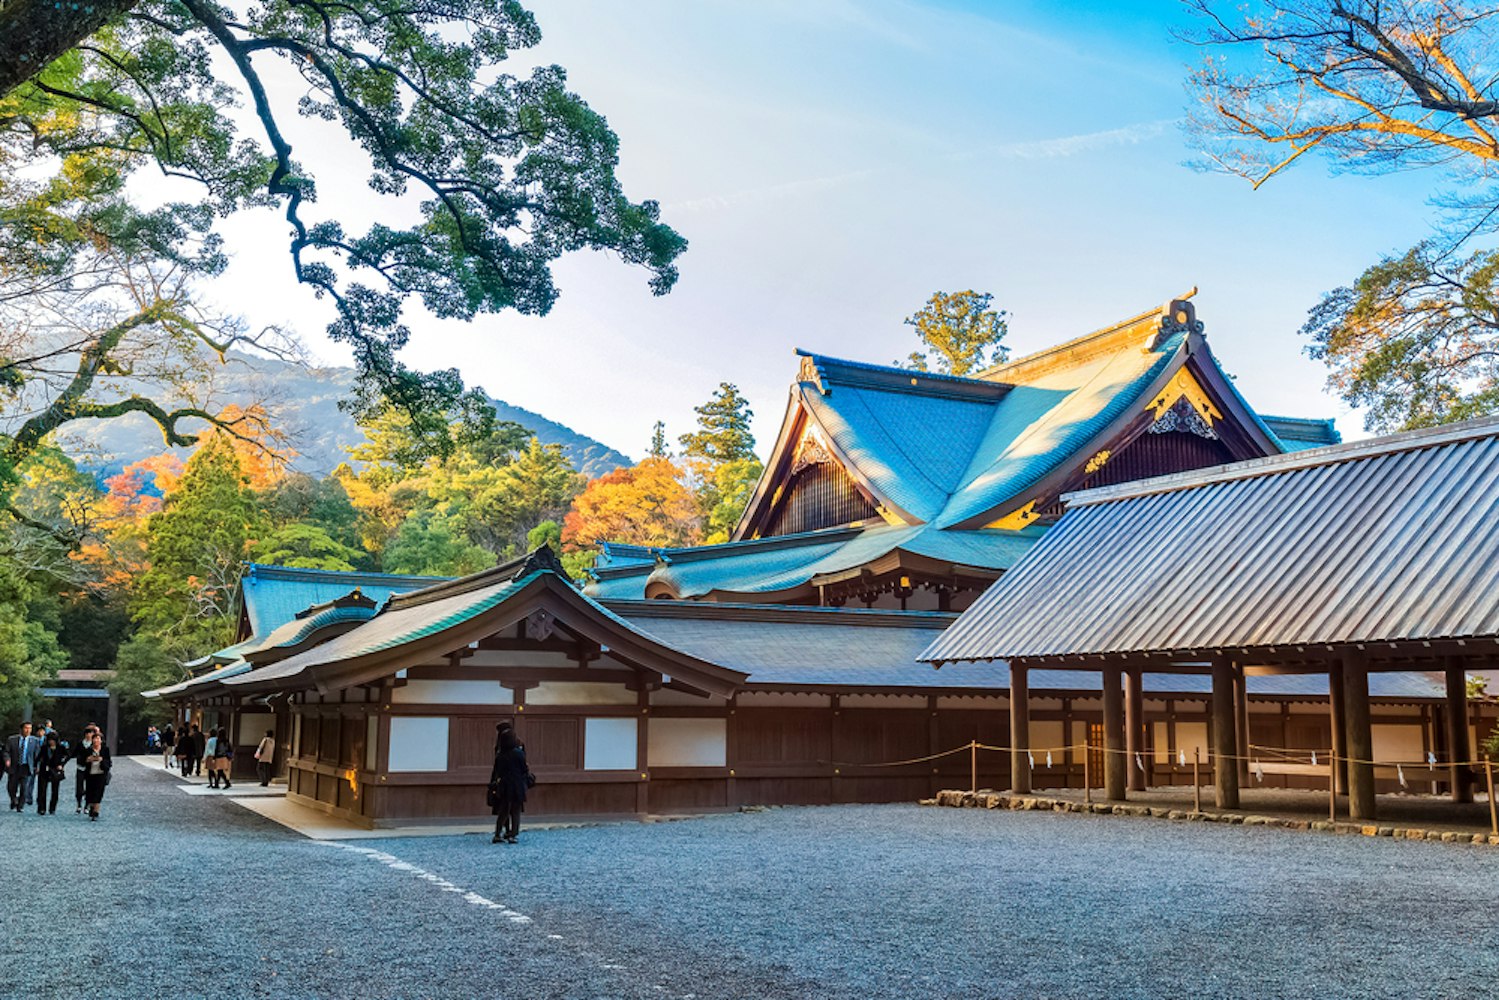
[316,842,534,924]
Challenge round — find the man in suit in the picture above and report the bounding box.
[5,722,39,811]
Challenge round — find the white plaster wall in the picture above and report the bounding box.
[840,693,928,709]
[584,717,637,770]
[1372,724,1425,763]
[388,716,450,772]
[292,714,303,756]
[391,679,513,705]
[365,716,378,772]
[648,718,727,768]
[529,682,635,706]
[735,692,830,708]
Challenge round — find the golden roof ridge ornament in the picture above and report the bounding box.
[1144,293,1204,351]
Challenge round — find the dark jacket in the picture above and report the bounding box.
[37,741,69,779]
[489,743,529,812]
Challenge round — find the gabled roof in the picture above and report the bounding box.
[1262,415,1342,452]
[737,295,1283,541]
[238,563,444,638]
[223,549,747,697]
[921,416,1499,664]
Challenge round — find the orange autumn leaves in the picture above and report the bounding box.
[562,456,702,551]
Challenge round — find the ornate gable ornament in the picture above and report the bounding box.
[790,431,834,476]
[525,609,557,641]
[1150,395,1218,440]
[1147,367,1223,427]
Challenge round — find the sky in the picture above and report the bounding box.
[193,0,1448,462]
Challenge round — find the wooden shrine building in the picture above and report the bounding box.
[146,294,1495,825]
[921,416,1499,821]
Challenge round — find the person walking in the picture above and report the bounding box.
[81,732,110,821]
[190,723,205,776]
[35,732,68,816]
[203,729,220,788]
[173,727,192,776]
[211,728,233,789]
[488,722,531,845]
[73,725,98,813]
[253,730,275,787]
[161,723,176,770]
[5,721,38,812]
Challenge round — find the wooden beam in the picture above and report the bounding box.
[1011,664,1031,794]
[1211,658,1239,809]
[1124,667,1146,792]
[1103,666,1126,801]
[1343,653,1377,821]
[1445,658,1475,804]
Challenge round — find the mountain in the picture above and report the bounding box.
[63,353,634,480]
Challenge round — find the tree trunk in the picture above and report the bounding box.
[0,0,139,98]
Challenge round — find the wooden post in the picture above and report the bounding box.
[1010,664,1031,795]
[1328,750,1336,822]
[1083,747,1091,805]
[1211,658,1240,809]
[1103,666,1127,801]
[970,740,977,794]
[1125,667,1146,792]
[1233,663,1250,784]
[1328,662,1348,794]
[1192,747,1201,813]
[1487,756,1497,837]
[1445,661,1475,804]
[1343,654,1377,821]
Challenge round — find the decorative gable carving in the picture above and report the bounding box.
[1149,396,1218,440]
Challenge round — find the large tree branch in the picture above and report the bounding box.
[0,0,138,97]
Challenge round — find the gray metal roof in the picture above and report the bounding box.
[921,416,1499,663]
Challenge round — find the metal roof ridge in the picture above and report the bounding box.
[633,525,872,566]
[974,294,1192,382]
[793,349,1011,400]
[1064,413,1499,507]
[603,598,959,628]
[381,548,566,612]
[243,563,449,586]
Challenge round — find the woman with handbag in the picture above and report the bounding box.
[82,731,111,821]
[35,732,67,815]
[488,722,532,845]
[212,727,234,789]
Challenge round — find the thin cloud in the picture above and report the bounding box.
[971,119,1178,162]
[666,168,877,214]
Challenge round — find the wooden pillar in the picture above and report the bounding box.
[1010,664,1031,794]
[1103,666,1126,801]
[1328,662,1348,794]
[1124,667,1146,792]
[1211,658,1240,809]
[1233,664,1250,783]
[1343,654,1376,821]
[1445,660,1475,804]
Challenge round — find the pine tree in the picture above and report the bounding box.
[904,290,1008,376]
[678,384,761,542]
[648,421,669,459]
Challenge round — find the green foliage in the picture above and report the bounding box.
[0,559,68,723]
[251,523,365,571]
[382,509,494,577]
[108,633,185,724]
[3,0,688,452]
[649,421,669,459]
[679,384,756,466]
[1304,244,1499,432]
[679,383,759,539]
[132,438,260,646]
[903,290,1008,377]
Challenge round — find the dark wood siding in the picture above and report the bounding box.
[762,461,878,537]
[1039,430,1234,519]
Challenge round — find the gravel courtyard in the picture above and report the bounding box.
[7,759,1498,999]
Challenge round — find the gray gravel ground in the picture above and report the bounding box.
[5,760,1498,999]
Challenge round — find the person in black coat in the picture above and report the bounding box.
[73,725,97,813]
[489,722,530,845]
[80,732,111,821]
[35,732,68,815]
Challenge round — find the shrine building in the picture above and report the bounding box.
[146,295,1491,827]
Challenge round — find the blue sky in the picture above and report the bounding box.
[201,0,1447,460]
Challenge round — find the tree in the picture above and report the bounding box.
[1,1,687,446]
[562,457,702,551]
[902,290,1008,376]
[678,383,759,540]
[132,436,261,647]
[1182,3,1499,429]
[1303,242,1499,431]
[648,421,669,459]
[472,438,583,556]
[382,509,493,577]
[250,523,365,572]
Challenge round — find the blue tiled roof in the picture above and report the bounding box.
[1262,415,1342,452]
[584,523,1042,601]
[239,563,445,638]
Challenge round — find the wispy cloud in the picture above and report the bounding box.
[963,119,1179,163]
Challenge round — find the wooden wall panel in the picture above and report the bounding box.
[318,716,340,763]
[524,716,581,770]
[736,708,832,764]
[648,779,728,813]
[450,715,512,769]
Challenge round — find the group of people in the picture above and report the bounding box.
[155,722,239,788]
[3,721,112,820]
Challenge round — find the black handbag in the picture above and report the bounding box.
[485,782,499,807]
[525,770,536,789]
